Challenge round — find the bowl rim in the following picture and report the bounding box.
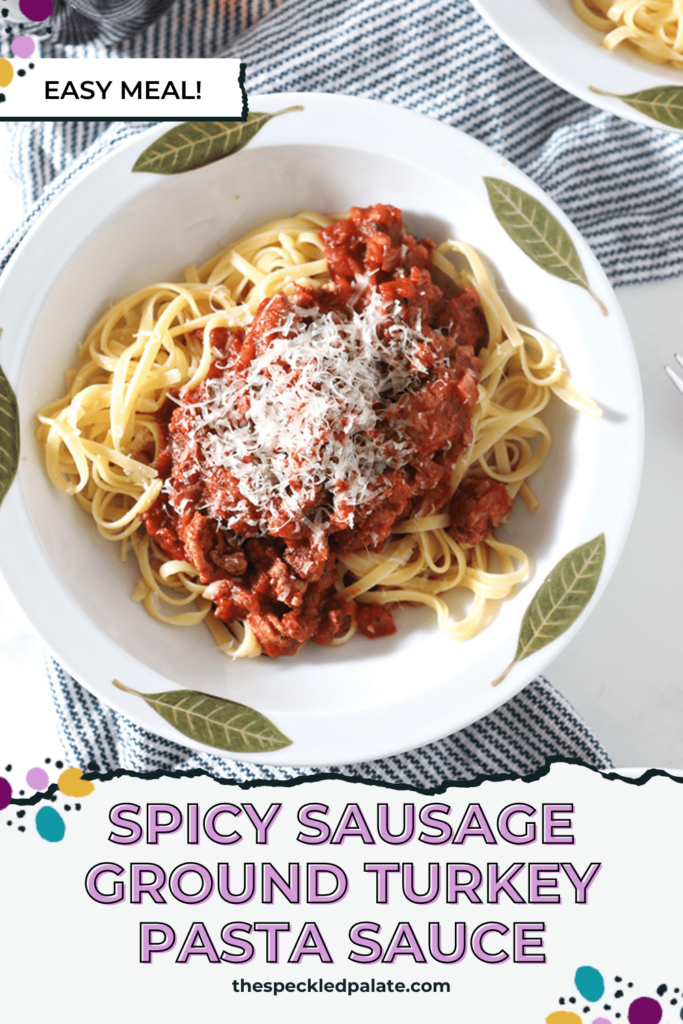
[0,92,644,766]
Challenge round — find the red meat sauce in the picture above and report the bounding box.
[142,204,512,657]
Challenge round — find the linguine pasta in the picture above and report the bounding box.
[573,0,683,67]
[37,210,600,658]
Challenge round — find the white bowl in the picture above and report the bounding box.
[0,92,643,765]
[472,0,683,133]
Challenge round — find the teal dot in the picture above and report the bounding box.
[35,805,65,842]
[575,965,605,1002]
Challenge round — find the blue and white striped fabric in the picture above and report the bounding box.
[0,0,272,52]
[3,0,683,284]
[1,0,648,778]
[0,0,177,46]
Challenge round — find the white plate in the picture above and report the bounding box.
[472,0,683,133]
[0,92,643,765]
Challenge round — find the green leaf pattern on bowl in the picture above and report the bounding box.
[113,680,293,753]
[132,107,303,175]
[484,177,607,315]
[0,355,19,509]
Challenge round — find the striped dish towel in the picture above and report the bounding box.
[2,0,683,283]
[0,0,648,779]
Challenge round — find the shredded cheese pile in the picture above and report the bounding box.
[170,293,437,534]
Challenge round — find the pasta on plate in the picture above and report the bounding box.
[572,0,683,67]
[37,204,599,659]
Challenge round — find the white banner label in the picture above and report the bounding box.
[0,58,245,119]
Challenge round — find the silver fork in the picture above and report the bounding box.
[665,353,683,396]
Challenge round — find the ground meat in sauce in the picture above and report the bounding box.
[142,204,498,657]
[448,477,513,547]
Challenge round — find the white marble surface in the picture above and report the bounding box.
[1,175,682,769]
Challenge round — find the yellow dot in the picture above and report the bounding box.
[0,59,14,89]
[58,767,95,798]
[546,1013,583,1024]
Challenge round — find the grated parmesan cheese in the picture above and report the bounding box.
[168,290,438,536]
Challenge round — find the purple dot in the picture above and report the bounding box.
[26,767,49,791]
[19,0,53,21]
[0,777,12,810]
[11,36,36,58]
[628,997,663,1024]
